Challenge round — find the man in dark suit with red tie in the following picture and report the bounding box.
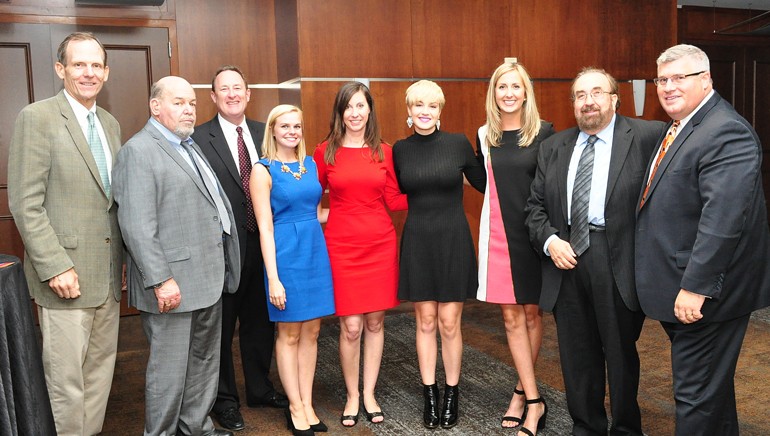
[192,66,287,432]
[526,68,664,436]
[636,44,770,436]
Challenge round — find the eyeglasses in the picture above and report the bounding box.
[653,71,705,87]
[572,90,613,103]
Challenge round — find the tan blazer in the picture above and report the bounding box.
[8,90,123,309]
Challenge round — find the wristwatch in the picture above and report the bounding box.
[152,279,168,289]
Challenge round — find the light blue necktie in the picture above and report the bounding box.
[180,139,231,235]
[87,112,110,197]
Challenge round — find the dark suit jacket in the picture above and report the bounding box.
[635,92,770,323]
[192,116,265,265]
[525,115,664,312]
[113,120,241,314]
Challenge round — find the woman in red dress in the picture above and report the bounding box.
[313,81,407,427]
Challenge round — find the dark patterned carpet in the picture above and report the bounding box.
[313,313,572,435]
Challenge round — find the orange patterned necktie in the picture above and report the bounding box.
[640,120,680,207]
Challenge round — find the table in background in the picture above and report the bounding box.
[0,254,56,435]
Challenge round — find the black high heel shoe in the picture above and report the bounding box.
[440,384,459,429]
[517,397,548,436]
[501,387,527,429]
[309,420,327,432]
[284,407,314,436]
[423,383,440,429]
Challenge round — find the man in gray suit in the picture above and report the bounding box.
[112,76,240,436]
[8,32,122,436]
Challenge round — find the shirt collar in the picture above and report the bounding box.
[677,89,715,128]
[149,117,189,145]
[63,89,96,121]
[217,113,248,136]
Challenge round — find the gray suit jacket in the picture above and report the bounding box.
[8,90,123,308]
[112,120,240,313]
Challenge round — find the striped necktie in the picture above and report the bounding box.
[640,120,680,208]
[570,134,597,256]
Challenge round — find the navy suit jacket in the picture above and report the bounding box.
[526,115,664,312]
[192,116,265,265]
[635,92,770,323]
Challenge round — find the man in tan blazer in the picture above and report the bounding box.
[7,32,123,436]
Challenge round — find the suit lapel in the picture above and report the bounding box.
[56,92,108,200]
[606,116,633,204]
[644,93,721,204]
[208,118,243,189]
[146,123,214,206]
[557,129,580,225]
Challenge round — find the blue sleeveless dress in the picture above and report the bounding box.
[259,156,335,322]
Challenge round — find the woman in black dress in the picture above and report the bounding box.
[392,80,485,430]
[475,62,554,435]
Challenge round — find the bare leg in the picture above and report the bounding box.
[501,305,536,427]
[276,321,310,430]
[414,301,439,385]
[297,318,322,425]
[437,302,464,386]
[362,310,385,422]
[339,314,363,424]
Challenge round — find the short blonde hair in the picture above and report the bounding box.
[261,104,306,162]
[405,80,445,110]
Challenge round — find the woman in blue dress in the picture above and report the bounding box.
[251,104,335,435]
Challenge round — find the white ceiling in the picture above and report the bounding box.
[679,0,770,9]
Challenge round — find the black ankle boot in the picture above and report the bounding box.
[440,384,459,428]
[422,383,440,429]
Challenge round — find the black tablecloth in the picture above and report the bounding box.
[0,254,56,435]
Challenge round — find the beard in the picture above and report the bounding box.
[175,125,194,140]
[576,104,612,133]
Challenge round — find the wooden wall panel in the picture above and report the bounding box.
[296,80,344,152]
[513,0,604,78]
[176,0,277,84]
[371,81,413,145]
[513,0,675,80]
[296,0,413,78]
[0,0,175,20]
[411,0,510,78]
[275,0,299,82]
[602,0,676,80]
[679,6,770,43]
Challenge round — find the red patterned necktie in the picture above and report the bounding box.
[640,120,680,208]
[236,126,257,232]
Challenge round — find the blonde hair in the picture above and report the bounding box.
[261,104,306,162]
[484,62,541,148]
[405,80,446,110]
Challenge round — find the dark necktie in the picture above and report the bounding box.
[180,139,231,235]
[236,126,257,232]
[87,112,110,197]
[570,134,598,256]
[640,120,680,208]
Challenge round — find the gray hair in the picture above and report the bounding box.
[656,44,710,71]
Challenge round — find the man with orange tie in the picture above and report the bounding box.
[192,66,287,432]
[635,44,770,435]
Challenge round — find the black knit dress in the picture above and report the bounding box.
[392,129,485,302]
